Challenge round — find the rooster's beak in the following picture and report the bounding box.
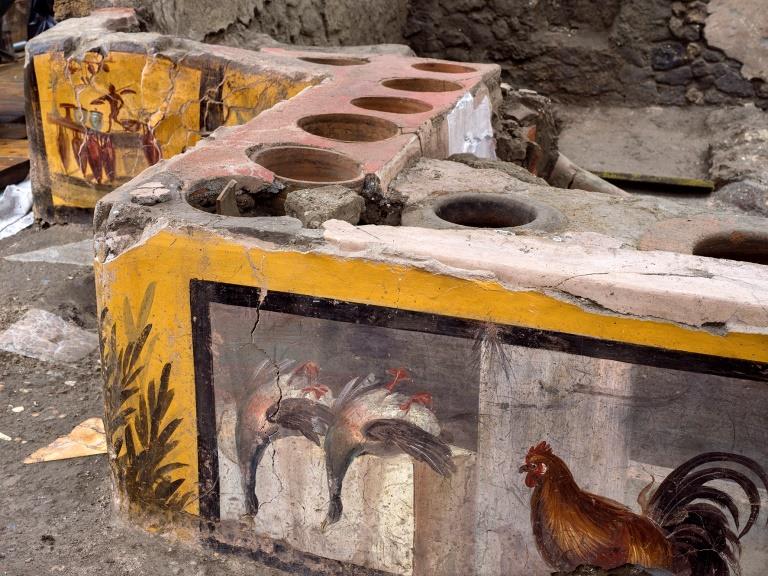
[518,464,530,473]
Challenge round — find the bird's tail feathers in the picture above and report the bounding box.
[333,373,378,410]
[646,452,768,576]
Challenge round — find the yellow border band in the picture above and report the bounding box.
[101,229,768,364]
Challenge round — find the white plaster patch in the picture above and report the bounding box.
[0,309,99,363]
[5,239,93,267]
[447,92,496,159]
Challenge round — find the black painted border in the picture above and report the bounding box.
[189,278,768,535]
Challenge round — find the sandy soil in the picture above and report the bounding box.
[0,224,284,576]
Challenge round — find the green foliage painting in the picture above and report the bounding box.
[99,283,192,511]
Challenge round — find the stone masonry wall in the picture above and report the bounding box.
[59,0,767,108]
[405,0,768,109]
[92,0,410,47]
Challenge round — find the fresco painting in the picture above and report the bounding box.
[192,287,768,576]
[99,283,193,514]
[34,50,201,207]
[219,68,314,127]
[33,51,316,208]
[208,301,479,575]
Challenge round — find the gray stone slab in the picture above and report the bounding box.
[706,0,768,82]
[0,308,99,363]
[5,239,93,267]
[557,105,712,182]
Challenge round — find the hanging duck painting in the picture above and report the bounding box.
[191,282,768,576]
[193,284,480,575]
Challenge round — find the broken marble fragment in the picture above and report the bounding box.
[0,309,99,363]
[24,418,107,463]
[5,239,93,267]
[130,182,172,206]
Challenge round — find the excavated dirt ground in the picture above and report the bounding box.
[0,224,286,576]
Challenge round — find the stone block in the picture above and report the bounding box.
[702,48,726,63]
[650,42,687,71]
[685,85,705,103]
[284,186,365,229]
[714,70,756,97]
[656,65,693,85]
[706,0,768,82]
[669,16,701,42]
[691,58,710,78]
[713,180,768,217]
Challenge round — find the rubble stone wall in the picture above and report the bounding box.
[64,0,767,108]
[95,0,411,47]
[405,0,768,109]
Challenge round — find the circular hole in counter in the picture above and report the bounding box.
[297,113,399,142]
[692,231,768,265]
[381,77,463,93]
[249,145,363,186]
[351,96,433,114]
[299,56,369,66]
[186,176,284,217]
[412,62,477,74]
[434,195,537,229]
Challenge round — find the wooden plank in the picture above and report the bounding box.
[0,61,25,124]
[0,157,29,187]
[0,123,27,139]
[0,139,29,158]
[0,136,30,186]
[595,170,714,191]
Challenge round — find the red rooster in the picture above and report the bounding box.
[520,441,767,575]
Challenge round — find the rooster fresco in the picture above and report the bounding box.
[520,441,768,575]
[235,360,333,515]
[322,368,456,527]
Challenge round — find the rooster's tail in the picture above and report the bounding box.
[645,452,768,576]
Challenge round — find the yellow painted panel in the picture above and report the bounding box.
[221,68,314,126]
[34,51,202,208]
[95,228,768,516]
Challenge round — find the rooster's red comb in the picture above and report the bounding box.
[526,441,553,460]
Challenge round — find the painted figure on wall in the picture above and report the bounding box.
[34,49,203,207]
[235,360,333,515]
[52,55,162,185]
[195,287,768,576]
[231,358,455,525]
[521,441,768,575]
